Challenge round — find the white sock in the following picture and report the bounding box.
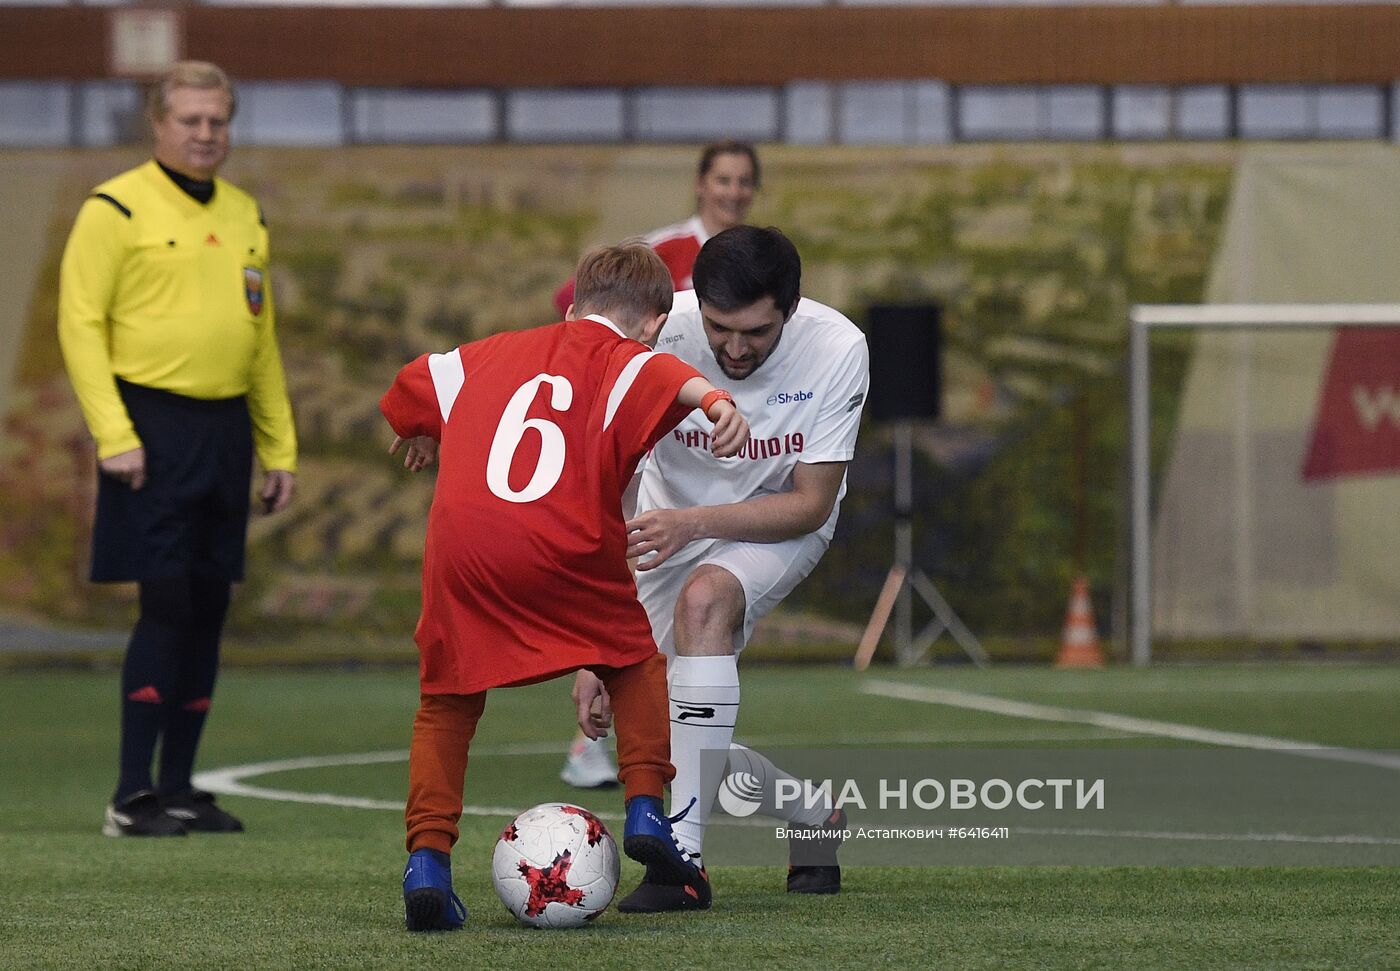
[667,654,740,861]
[726,742,833,827]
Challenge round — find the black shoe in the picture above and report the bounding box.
[616,865,712,913]
[161,789,244,833]
[787,865,841,894]
[787,808,847,894]
[103,790,187,838]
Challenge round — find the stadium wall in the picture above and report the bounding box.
[3,4,1400,86]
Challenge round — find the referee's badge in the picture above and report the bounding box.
[244,266,264,316]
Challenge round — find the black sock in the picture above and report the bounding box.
[158,575,230,797]
[115,578,193,802]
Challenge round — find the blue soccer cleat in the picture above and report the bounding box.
[618,796,711,912]
[402,848,467,932]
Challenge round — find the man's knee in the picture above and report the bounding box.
[674,566,745,650]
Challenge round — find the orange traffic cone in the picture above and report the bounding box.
[1055,575,1104,668]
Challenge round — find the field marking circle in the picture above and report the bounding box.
[194,744,1400,847]
[194,742,581,818]
[193,730,1125,818]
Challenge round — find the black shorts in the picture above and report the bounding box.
[90,380,254,583]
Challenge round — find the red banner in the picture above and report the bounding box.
[1301,328,1400,482]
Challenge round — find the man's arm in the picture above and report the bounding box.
[245,227,298,477]
[244,227,298,513]
[625,459,847,570]
[58,196,142,460]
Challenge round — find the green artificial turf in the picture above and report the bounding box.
[1,664,1396,969]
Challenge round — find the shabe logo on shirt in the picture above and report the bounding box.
[766,389,814,406]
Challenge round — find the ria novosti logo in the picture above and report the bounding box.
[717,771,765,817]
[766,390,813,406]
[718,773,1106,817]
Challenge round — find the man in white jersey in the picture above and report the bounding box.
[572,226,869,912]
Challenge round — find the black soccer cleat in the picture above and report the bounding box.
[103,790,187,838]
[616,865,712,913]
[161,789,244,833]
[787,865,841,895]
[787,807,847,894]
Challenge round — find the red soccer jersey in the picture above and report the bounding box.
[553,217,707,318]
[380,316,702,694]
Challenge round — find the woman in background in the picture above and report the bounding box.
[552,141,761,319]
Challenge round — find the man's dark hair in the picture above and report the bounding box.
[692,226,801,314]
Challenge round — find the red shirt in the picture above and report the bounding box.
[381,316,701,694]
[553,217,707,318]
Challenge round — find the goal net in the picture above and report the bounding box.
[1128,306,1400,664]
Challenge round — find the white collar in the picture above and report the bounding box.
[583,313,629,339]
[687,214,711,244]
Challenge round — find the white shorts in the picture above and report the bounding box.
[635,531,830,658]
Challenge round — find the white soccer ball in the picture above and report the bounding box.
[491,802,620,928]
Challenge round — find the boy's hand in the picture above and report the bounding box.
[389,435,439,472]
[708,401,749,458]
[572,670,614,739]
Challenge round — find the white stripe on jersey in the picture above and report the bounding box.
[603,351,659,431]
[644,215,708,248]
[427,350,466,423]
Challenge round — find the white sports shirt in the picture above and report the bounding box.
[636,290,870,559]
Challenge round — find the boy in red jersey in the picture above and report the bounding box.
[381,243,747,931]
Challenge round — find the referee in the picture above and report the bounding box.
[58,62,296,837]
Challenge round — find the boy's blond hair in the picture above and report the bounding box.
[572,243,674,327]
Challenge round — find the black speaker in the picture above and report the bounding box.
[866,303,942,422]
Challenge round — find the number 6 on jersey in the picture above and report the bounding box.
[485,373,574,503]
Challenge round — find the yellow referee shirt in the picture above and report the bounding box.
[58,160,297,470]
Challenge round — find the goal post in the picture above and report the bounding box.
[1128,304,1400,666]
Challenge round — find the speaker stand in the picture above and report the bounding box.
[854,422,989,670]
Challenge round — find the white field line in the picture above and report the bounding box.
[194,750,445,815]
[860,680,1400,772]
[194,733,1400,847]
[192,748,1400,847]
[191,727,1131,821]
[192,729,1131,816]
[192,750,1400,847]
